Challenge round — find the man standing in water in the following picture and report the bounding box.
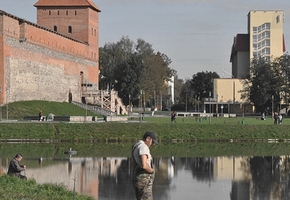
[131,131,158,200]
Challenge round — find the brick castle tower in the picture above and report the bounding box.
[34,0,100,61]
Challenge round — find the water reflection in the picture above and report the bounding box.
[1,153,290,200]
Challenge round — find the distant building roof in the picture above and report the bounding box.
[34,0,101,12]
[230,34,249,62]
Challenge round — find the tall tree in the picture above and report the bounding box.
[99,37,173,107]
[241,54,290,113]
[180,79,195,108]
[190,71,220,99]
[275,53,290,105]
[136,39,171,107]
[173,76,184,104]
[114,55,144,105]
[99,43,123,90]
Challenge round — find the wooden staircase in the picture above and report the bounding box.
[81,89,128,116]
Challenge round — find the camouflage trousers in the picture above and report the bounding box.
[132,173,154,200]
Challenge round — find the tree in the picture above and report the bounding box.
[179,79,195,110]
[241,54,290,113]
[99,36,173,108]
[114,55,144,105]
[190,71,220,99]
[99,43,123,90]
[173,76,184,105]
[275,53,290,105]
[99,36,136,91]
[138,51,171,108]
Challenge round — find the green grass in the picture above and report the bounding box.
[1,100,100,120]
[0,100,290,142]
[0,121,290,142]
[145,115,283,125]
[0,100,281,125]
[0,175,93,200]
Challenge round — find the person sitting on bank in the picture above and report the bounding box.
[7,153,27,180]
[261,112,265,120]
[39,110,43,121]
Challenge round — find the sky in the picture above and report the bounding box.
[1,0,290,80]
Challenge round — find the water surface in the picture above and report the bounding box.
[0,143,289,200]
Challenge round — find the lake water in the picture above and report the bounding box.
[0,142,289,200]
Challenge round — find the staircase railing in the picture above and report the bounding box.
[72,101,116,116]
[116,96,128,115]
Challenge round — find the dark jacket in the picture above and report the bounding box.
[7,158,25,176]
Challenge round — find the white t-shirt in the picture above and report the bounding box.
[132,140,152,168]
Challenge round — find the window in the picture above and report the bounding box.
[75,10,77,15]
[68,26,72,34]
[66,11,68,15]
[49,11,51,15]
[253,44,258,50]
[58,11,60,15]
[253,23,271,35]
[54,26,57,32]
[253,35,257,42]
[253,27,257,34]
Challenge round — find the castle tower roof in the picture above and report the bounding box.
[34,0,101,12]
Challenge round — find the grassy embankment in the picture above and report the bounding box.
[0,175,93,200]
[0,100,290,142]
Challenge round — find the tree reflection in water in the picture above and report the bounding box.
[187,157,214,183]
[248,156,290,200]
[2,144,290,200]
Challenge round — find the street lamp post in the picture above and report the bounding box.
[198,96,200,117]
[0,87,2,121]
[221,96,223,117]
[185,94,188,112]
[216,94,218,118]
[140,90,142,122]
[279,93,282,114]
[6,90,8,120]
[143,92,146,112]
[242,102,244,118]
[233,81,236,116]
[194,95,196,112]
[85,82,88,122]
[209,91,211,124]
[129,94,131,113]
[272,95,274,119]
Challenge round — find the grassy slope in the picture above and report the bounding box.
[1,100,99,120]
[1,100,290,142]
[0,175,93,200]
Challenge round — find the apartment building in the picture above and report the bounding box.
[230,10,286,78]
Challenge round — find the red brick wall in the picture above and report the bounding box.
[0,11,99,104]
[26,23,92,59]
[36,7,99,61]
